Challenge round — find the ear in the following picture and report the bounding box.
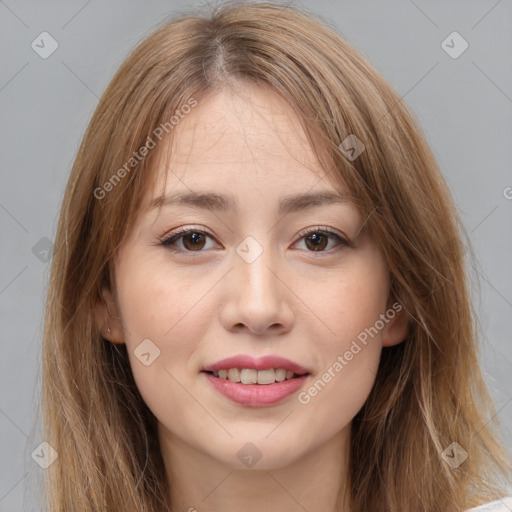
[94,286,125,344]
[381,294,409,348]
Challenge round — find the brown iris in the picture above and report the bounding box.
[182,232,207,251]
[304,232,328,251]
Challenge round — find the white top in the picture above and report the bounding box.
[466,496,512,511]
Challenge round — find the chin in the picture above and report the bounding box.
[212,437,305,471]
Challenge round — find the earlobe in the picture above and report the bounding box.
[381,299,409,348]
[94,287,125,344]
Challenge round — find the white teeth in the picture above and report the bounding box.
[274,368,286,382]
[227,368,241,382]
[211,368,302,384]
[257,369,275,385]
[240,369,258,384]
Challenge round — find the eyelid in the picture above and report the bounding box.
[161,225,215,239]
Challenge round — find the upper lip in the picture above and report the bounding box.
[202,355,310,375]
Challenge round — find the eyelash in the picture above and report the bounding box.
[158,225,352,256]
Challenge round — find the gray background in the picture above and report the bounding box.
[1,0,511,509]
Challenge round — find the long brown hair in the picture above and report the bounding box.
[40,2,512,510]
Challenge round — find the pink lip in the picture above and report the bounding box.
[202,372,309,407]
[202,355,310,375]
[201,354,310,407]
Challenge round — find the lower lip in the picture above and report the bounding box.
[202,372,309,407]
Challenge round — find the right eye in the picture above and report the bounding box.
[159,227,220,254]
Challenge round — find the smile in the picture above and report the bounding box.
[201,354,311,406]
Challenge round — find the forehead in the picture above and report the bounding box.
[147,84,343,200]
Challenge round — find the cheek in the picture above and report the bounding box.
[116,256,213,348]
[113,259,199,392]
[113,253,226,420]
[302,252,389,353]
[294,253,388,420]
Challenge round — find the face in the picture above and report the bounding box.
[98,83,407,470]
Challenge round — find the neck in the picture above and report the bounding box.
[158,424,352,512]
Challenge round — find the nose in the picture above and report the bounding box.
[219,240,295,336]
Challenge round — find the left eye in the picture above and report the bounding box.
[159,227,350,254]
[294,228,351,252]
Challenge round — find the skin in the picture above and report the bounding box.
[96,82,408,512]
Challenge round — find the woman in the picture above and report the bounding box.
[41,2,512,510]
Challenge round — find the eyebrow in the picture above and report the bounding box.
[147,190,352,216]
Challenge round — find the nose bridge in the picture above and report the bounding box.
[221,233,293,334]
[235,234,278,301]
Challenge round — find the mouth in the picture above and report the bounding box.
[201,355,311,406]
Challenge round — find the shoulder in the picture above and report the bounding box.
[466,496,512,511]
